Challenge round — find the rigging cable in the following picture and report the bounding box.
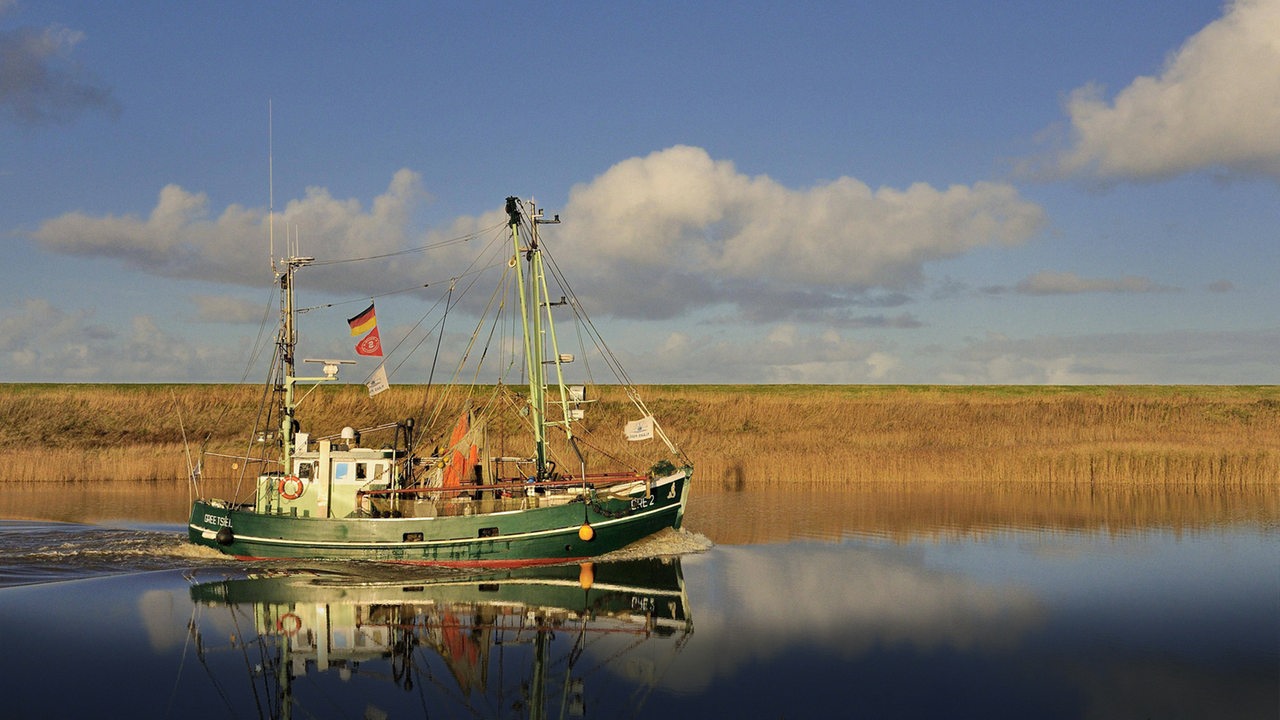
[541,242,686,462]
[297,280,432,315]
[416,282,453,433]
[388,226,511,376]
[304,221,506,267]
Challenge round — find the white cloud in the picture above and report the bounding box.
[32,169,429,291]
[1049,0,1280,182]
[559,146,1046,318]
[1014,271,1175,295]
[31,147,1045,327]
[865,351,899,379]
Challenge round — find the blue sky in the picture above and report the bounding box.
[1,0,1277,384]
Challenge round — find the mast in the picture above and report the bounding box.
[277,254,312,472]
[507,197,547,476]
[506,194,583,476]
[507,196,579,480]
[529,206,583,478]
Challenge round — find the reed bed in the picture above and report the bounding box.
[0,384,1276,492]
[659,385,1280,489]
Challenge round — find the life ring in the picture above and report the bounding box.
[279,475,305,500]
[277,612,302,636]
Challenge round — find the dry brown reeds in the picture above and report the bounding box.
[0,384,1277,492]
[661,385,1280,489]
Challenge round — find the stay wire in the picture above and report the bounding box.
[416,282,452,433]
[542,240,687,461]
[419,258,508,439]
[360,224,511,389]
[297,280,432,315]
[389,224,509,376]
[304,221,506,267]
[192,282,281,501]
[541,245,634,388]
[398,224,511,433]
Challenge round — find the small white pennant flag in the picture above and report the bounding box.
[624,415,654,442]
[366,363,390,397]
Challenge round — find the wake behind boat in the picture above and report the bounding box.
[187,197,693,565]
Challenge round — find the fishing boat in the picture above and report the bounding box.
[187,197,692,565]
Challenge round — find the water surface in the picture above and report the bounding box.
[0,481,1275,719]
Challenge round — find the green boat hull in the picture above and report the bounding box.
[189,470,690,567]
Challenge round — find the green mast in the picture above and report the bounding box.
[507,197,547,477]
[507,196,580,481]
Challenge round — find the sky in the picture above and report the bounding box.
[1,0,1277,385]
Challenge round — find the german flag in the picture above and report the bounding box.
[347,302,377,336]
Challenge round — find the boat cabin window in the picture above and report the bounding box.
[356,462,367,480]
[297,462,313,479]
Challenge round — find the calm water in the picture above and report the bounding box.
[0,482,1276,719]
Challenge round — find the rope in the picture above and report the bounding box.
[585,488,637,519]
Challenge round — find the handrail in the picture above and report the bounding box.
[358,472,647,498]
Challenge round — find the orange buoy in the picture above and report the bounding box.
[578,523,595,542]
[279,475,305,500]
[578,562,595,589]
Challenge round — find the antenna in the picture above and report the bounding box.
[268,99,275,274]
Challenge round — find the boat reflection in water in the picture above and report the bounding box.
[187,557,690,719]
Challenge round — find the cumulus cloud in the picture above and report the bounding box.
[1046,0,1280,182]
[0,14,118,125]
[557,146,1045,319]
[1013,271,1175,295]
[32,168,430,292]
[31,147,1046,326]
